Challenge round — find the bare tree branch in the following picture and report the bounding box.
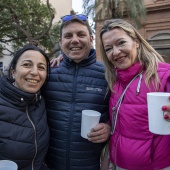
[0,46,14,56]
[48,32,54,45]
[47,47,61,58]
[9,6,32,42]
[34,0,54,40]
[0,36,26,43]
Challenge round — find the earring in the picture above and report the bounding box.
[12,74,15,79]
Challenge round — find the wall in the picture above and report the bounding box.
[46,0,72,23]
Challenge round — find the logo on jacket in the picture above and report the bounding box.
[86,87,103,92]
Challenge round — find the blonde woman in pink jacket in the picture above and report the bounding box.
[99,19,170,170]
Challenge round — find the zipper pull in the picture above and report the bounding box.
[136,73,142,95]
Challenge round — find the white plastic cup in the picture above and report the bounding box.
[0,160,18,170]
[81,110,101,139]
[147,92,170,135]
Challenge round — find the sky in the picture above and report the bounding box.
[72,0,83,14]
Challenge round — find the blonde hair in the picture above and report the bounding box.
[99,19,164,91]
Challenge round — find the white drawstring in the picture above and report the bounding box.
[136,73,143,95]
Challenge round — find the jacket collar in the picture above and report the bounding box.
[0,76,41,106]
[115,62,144,86]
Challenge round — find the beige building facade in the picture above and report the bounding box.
[44,0,72,23]
[139,0,170,62]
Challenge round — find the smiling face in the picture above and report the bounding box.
[59,22,93,63]
[12,50,47,93]
[102,28,139,69]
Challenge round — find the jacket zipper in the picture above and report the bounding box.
[22,97,38,170]
[26,106,37,170]
[114,135,120,165]
[113,72,143,164]
[66,64,78,170]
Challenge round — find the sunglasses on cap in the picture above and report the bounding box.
[61,14,88,22]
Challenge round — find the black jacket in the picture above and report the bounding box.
[0,76,49,170]
[43,49,109,170]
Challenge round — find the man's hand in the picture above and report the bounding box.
[50,54,63,68]
[87,123,111,143]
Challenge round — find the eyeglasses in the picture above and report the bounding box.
[61,14,88,22]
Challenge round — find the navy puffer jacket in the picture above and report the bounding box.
[43,49,109,170]
[0,76,49,170]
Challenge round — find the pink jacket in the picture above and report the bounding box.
[109,62,170,170]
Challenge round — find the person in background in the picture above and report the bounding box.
[0,44,50,170]
[99,19,170,170]
[43,14,110,170]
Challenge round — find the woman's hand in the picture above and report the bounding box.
[50,54,63,68]
[87,123,111,143]
[162,104,170,121]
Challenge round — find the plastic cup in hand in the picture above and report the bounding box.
[81,110,101,139]
[0,160,18,170]
[147,92,170,135]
